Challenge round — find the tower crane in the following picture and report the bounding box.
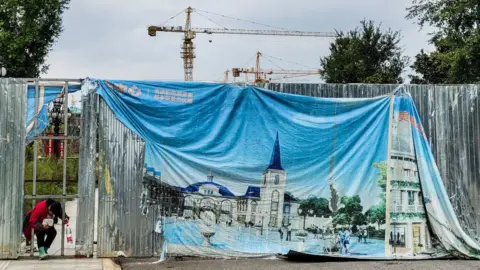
[148,7,337,81]
[227,51,322,83]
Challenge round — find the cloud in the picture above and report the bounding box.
[45,0,431,82]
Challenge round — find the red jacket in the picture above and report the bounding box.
[23,200,69,241]
[23,200,49,241]
[29,200,50,230]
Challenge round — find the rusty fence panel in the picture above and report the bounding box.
[263,83,480,244]
[97,97,154,257]
[0,78,27,259]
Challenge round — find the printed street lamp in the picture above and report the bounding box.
[298,208,313,229]
[308,209,314,229]
[261,215,264,236]
[298,208,303,229]
[259,210,270,236]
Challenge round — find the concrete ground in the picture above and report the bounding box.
[0,257,119,270]
[0,258,109,270]
[117,258,480,270]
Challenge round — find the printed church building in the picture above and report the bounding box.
[179,133,300,229]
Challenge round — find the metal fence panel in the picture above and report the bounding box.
[0,78,27,259]
[97,98,154,257]
[263,83,480,243]
[263,83,397,98]
[75,88,97,257]
[419,85,480,242]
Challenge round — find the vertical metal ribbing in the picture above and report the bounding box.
[61,82,69,256]
[31,79,39,257]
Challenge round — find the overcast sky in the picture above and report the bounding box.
[45,0,434,83]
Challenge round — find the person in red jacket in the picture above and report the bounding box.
[22,199,69,259]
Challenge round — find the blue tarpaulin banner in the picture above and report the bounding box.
[93,79,480,259]
[26,84,81,142]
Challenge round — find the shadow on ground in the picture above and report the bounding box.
[115,256,480,270]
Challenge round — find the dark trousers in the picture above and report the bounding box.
[35,227,57,249]
[286,231,291,241]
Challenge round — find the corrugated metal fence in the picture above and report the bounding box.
[75,89,97,257]
[0,78,27,259]
[263,83,480,243]
[97,98,155,257]
[1,80,478,259]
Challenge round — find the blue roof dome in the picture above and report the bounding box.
[181,170,236,197]
[241,186,260,198]
[181,182,236,198]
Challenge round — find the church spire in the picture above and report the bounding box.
[267,132,284,171]
[207,169,214,182]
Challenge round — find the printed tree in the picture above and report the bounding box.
[299,196,332,218]
[332,162,387,230]
[365,162,387,229]
[365,204,386,229]
[332,195,365,227]
[373,162,387,200]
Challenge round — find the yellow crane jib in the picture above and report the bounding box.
[147,7,337,81]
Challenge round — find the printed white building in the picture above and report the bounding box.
[181,171,238,224]
[389,111,431,255]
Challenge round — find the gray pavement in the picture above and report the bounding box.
[117,258,480,270]
[0,259,104,270]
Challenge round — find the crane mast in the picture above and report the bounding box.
[148,7,336,81]
[182,7,195,81]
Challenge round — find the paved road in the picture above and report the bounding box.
[117,258,480,270]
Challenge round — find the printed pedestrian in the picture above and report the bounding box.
[286,224,292,241]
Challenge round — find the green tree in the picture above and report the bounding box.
[332,195,364,227]
[352,224,359,234]
[298,196,332,218]
[366,203,386,229]
[0,0,71,77]
[332,212,350,227]
[373,162,387,202]
[409,49,450,84]
[320,20,409,84]
[352,212,367,226]
[364,162,388,229]
[407,0,480,83]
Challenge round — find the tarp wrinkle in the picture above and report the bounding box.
[92,79,478,259]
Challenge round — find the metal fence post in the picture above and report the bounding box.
[30,79,39,256]
[61,81,69,256]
